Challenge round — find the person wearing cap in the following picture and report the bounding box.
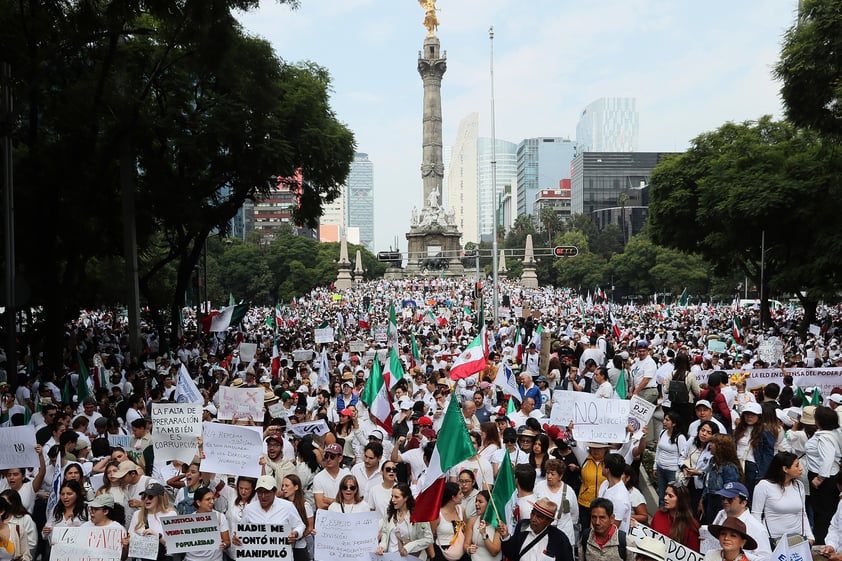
[312,443,351,510]
[703,481,769,560]
[828,393,842,427]
[687,400,727,439]
[706,516,758,561]
[126,482,176,559]
[336,380,358,411]
[233,475,305,548]
[83,494,128,552]
[626,535,667,561]
[499,496,575,561]
[803,405,842,544]
[630,342,658,421]
[731,401,774,500]
[490,427,531,479]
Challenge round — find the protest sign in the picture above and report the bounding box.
[707,340,727,353]
[201,423,263,478]
[176,364,204,404]
[238,343,258,363]
[49,526,124,561]
[314,327,335,344]
[315,510,379,561]
[695,367,842,397]
[292,350,314,362]
[236,523,292,559]
[160,513,221,554]
[0,425,38,470]
[107,434,131,450]
[217,386,264,421]
[128,534,160,560]
[770,534,813,561]
[628,524,704,561]
[371,553,422,561]
[287,420,330,438]
[550,390,629,443]
[151,403,202,463]
[757,337,784,366]
[267,402,287,419]
[349,340,366,353]
[627,395,656,432]
[374,326,387,343]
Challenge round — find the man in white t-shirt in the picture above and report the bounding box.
[597,453,631,533]
[312,443,350,510]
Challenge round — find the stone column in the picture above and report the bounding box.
[417,37,446,210]
[335,235,353,290]
[521,234,539,288]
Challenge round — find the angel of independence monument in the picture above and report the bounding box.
[404,1,464,276]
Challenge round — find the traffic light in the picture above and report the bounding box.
[377,251,401,262]
[553,246,579,257]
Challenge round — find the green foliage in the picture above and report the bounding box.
[775,0,842,138]
[608,236,709,297]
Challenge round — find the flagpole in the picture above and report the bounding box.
[489,26,499,327]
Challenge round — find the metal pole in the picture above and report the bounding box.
[2,62,17,384]
[760,230,765,330]
[489,27,498,325]
[120,135,141,359]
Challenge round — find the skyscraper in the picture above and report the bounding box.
[445,113,479,244]
[346,152,374,252]
[516,138,576,217]
[477,138,517,241]
[576,98,639,153]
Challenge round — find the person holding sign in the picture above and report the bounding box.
[85,494,127,560]
[3,444,45,513]
[127,483,176,561]
[233,476,304,549]
[42,480,88,549]
[183,487,230,561]
[375,482,433,559]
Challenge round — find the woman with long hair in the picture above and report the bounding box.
[464,491,502,561]
[431,482,467,561]
[42,480,88,544]
[529,434,550,485]
[477,422,500,463]
[295,436,322,507]
[3,445,46,513]
[650,483,700,551]
[0,489,38,558]
[281,475,314,561]
[328,475,370,513]
[751,451,812,545]
[622,465,649,526]
[532,458,578,546]
[87,495,127,560]
[376,483,433,558]
[679,419,719,515]
[0,495,28,561]
[701,434,743,524]
[732,402,775,500]
[127,483,176,561]
[457,469,479,521]
[803,405,842,544]
[183,488,229,561]
[654,411,688,507]
[226,476,256,561]
[61,462,96,501]
[666,353,700,426]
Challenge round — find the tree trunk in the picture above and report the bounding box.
[797,294,818,337]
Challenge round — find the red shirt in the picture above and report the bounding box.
[650,509,701,552]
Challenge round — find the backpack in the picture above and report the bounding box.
[668,371,690,405]
[581,527,626,560]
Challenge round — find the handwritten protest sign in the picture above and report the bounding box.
[758,337,784,366]
[201,423,263,478]
[292,350,314,363]
[287,420,330,438]
[237,343,258,363]
[128,534,160,560]
[160,513,220,554]
[0,425,38,470]
[151,403,202,463]
[236,523,292,559]
[629,524,704,561]
[627,395,655,432]
[107,434,131,450]
[49,526,124,561]
[315,510,379,561]
[374,326,387,343]
[217,386,264,421]
[707,340,727,353]
[267,402,287,419]
[349,340,366,353]
[550,390,629,443]
[314,327,335,344]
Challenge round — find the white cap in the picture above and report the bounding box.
[695,399,712,409]
[741,402,762,416]
[828,394,842,405]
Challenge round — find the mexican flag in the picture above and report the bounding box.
[610,310,623,340]
[76,351,92,402]
[449,333,488,380]
[513,327,523,365]
[383,347,405,390]
[483,449,517,529]
[270,341,281,380]
[410,334,421,369]
[203,303,249,333]
[732,315,744,345]
[411,396,476,522]
[387,302,399,351]
[361,358,394,435]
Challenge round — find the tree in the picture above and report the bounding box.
[552,231,607,290]
[648,117,842,328]
[607,236,709,299]
[775,0,842,138]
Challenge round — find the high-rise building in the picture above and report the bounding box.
[477,138,517,242]
[576,98,639,153]
[319,184,345,241]
[253,175,317,242]
[445,113,479,244]
[516,138,576,218]
[570,151,674,239]
[534,180,572,228]
[346,152,374,252]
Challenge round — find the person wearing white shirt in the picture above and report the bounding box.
[593,368,614,399]
[709,482,773,561]
[751,452,812,545]
[350,442,384,499]
[233,475,305,549]
[312,443,351,511]
[597,453,631,533]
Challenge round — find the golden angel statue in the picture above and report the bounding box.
[419,0,440,37]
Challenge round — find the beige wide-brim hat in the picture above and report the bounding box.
[626,536,667,561]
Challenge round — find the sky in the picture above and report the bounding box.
[237,0,798,252]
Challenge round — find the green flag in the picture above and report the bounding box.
[616,367,628,399]
[410,334,421,367]
[483,450,517,528]
[76,351,92,402]
[229,293,236,306]
[506,395,516,416]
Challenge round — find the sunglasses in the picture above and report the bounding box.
[324,453,340,460]
[342,485,357,491]
[384,467,397,473]
[504,438,516,444]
